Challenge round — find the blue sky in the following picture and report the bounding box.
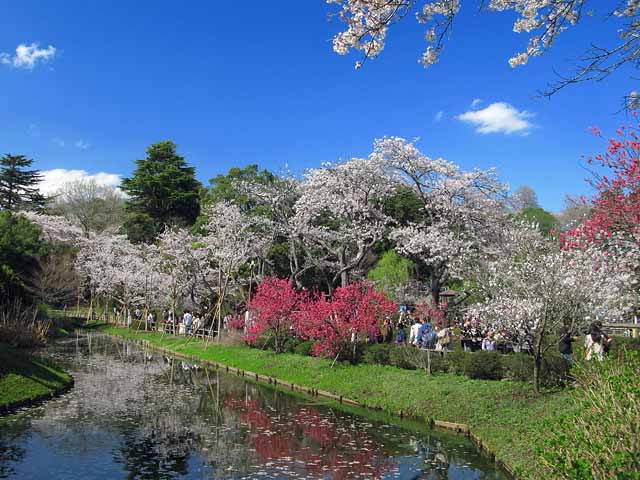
[1,1,636,211]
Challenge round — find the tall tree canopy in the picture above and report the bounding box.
[0,211,46,299]
[51,179,124,234]
[0,154,46,211]
[121,141,201,243]
[518,206,557,236]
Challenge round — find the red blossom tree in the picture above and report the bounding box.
[562,118,640,249]
[245,276,307,353]
[297,282,397,362]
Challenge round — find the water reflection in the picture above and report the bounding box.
[0,335,506,479]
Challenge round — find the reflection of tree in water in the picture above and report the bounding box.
[223,396,394,479]
[0,337,505,479]
[0,438,27,478]
[113,416,193,480]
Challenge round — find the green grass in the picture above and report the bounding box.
[0,343,73,412]
[104,327,573,478]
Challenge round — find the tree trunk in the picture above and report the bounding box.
[533,331,544,394]
[533,354,541,394]
[430,276,441,306]
[339,249,348,287]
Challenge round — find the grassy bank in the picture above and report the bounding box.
[0,343,73,413]
[104,326,572,478]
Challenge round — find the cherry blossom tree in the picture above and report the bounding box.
[294,157,396,289]
[75,232,151,323]
[467,221,635,392]
[200,201,274,337]
[372,136,507,304]
[327,1,640,96]
[245,276,308,352]
[232,174,310,285]
[297,282,397,362]
[20,211,84,244]
[151,227,203,321]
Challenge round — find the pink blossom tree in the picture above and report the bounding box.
[297,282,397,363]
[245,276,308,353]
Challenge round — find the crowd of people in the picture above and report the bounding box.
[371,307,614,363]
[111,303,615,362]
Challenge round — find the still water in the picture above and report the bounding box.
[0,335,507,479]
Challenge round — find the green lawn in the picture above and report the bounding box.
[0,343,73,412]
[104,326,573,478]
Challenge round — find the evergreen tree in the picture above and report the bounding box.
[0,154,46,211]
[121,141,201,243]
[0,211,46,299]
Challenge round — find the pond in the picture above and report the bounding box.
[0,335,508,479]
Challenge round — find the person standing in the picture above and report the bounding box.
[183,310,193,335]
[585,324,605,361]
[558,326,576,362]
[481,331,496,351]
[409,317,422,346]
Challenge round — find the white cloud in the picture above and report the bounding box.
[1,43,56,70]
[39,169,122,196]
[53,137,65,147]
[433,110,444,122]
[457,102,535,135]
[75,139,90,150]
[28,123,40,137]
[471,98,482,108]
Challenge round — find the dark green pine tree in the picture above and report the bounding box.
[122,141,201,243]
[0,154,46,211]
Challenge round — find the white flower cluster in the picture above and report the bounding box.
[466,222,636,346]
[328,1,637,69]
[26,202,273,314]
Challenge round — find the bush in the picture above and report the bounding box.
[293,340,315,357]
[361,343,394,365]
[540,351,570,386]
[609,335,640,353]
[444,349,466,375]
[388,346,418,370]
[282,337,302,354]
[537,350,640,479]
[463,351,504,380]
[503,353,533,381]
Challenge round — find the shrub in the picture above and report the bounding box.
[297,282,396,362]
[282,337,302,354]
[388,346,418,370]
[0,299,49,348]
[537,350,640,479]
[540,351,570,386]
[293,340,315,357]
[362,343,394,365]
[503,353,533,381]
[610,335,640,353]
[463,351,504,380]
[444,349,466,375]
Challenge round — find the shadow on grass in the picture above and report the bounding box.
[0,344,69,395]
